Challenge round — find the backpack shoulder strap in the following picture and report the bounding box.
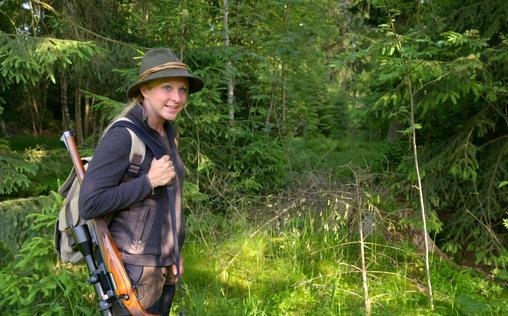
[109,118,165,158]
[105,117,147,177]
[114,117,146,163]
[125,126,145,177]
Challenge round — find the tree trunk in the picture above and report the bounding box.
[387,119,403,143]
[280,5,289,134]
[265,81,276,133]
[30,95,41,136]
[281,60,287,126]
[0,119,7,136]
[224,0,235,121]
[61,71,72,131]
[84,93,90,138]
[75,79,83,145]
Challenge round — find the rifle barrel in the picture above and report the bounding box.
[61,131,85,184]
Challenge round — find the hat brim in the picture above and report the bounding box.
[127,68,205,99]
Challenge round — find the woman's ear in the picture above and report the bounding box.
[140,85,150,97]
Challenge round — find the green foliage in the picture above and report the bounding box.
[0,196,43,256]
[1,132,507,315]
[25,147,71,196]
[0,139,71,198]
[433,0,508,40]
[431,259,507,315]
[224,133,288,194]
[343,0,508,267]
[0,32,102,87]
[1,1,508,314]
[0,240,13,267]
[0,192,95,315]
[182,193,508,315]
[7,134,63,151]
[0,140,38,196]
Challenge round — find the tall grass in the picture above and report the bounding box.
[1,134,507,315]
[1,187,507,315]
[181,195,508,316]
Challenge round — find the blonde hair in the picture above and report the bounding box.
[117,78,164,119]
[115,98,141,120]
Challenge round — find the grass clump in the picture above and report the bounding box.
[182,200,508,316]
[1,133,507,315]
[1,181,506,315]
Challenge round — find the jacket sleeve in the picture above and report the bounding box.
[78,127,153,220]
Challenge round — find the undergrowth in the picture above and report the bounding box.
[1,184,507,315]
[183,200,508,316]
[1,134,507,315]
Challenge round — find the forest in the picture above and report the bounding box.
[0,0,507,315]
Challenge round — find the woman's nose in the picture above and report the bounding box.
[170,91,181,102]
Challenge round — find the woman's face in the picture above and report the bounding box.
[141,77,189,122]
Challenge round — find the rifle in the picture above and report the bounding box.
[61,131,157,316]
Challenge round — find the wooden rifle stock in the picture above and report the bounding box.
[61,131,157,316]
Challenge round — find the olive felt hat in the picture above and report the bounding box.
[127,48,204,98]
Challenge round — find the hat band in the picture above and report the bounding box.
[139,62,189,81]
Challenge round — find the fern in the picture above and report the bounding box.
[0,193,96,314]
[0,141,38,195]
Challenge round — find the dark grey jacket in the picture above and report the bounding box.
[78,104,185,267]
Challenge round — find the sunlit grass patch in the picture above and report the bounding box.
[183,204,508,315]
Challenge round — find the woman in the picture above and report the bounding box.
[79,48,204,315]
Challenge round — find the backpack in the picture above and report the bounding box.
[54,117,146,264]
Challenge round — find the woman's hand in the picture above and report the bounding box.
[147,155,176,188]
[171,256,184,279]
